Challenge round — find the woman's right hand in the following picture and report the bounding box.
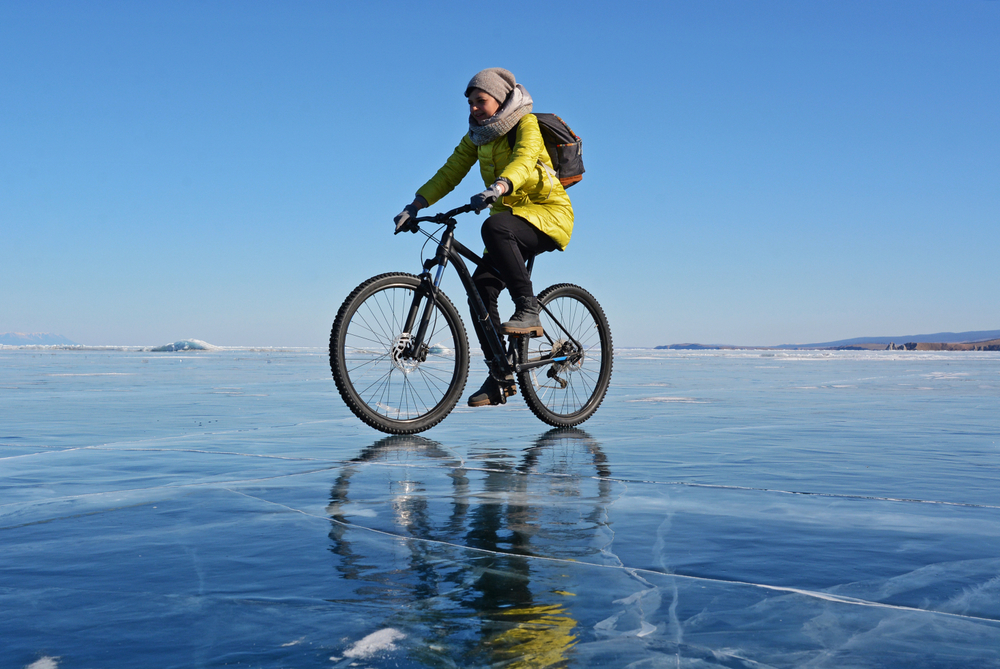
[393,199,425,234]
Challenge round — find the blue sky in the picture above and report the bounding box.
[2,0,998,347]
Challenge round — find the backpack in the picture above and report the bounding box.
[506,113,584,188]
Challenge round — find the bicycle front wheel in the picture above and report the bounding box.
[518,284,613,428]
[330,273,469,434]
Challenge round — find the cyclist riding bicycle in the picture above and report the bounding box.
[393,68,574,408]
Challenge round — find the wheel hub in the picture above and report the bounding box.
[551,339,584,374]
[390,333,420,374]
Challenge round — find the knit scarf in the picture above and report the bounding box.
[468,84,533,146]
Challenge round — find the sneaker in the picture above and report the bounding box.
[501,296,543,337]
[467,375,516,407]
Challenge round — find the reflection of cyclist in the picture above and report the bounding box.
[393,68,574,408]
[327,429,607,664]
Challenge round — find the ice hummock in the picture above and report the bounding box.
[150,339,217,352]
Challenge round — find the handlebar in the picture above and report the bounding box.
[395,203,477,235]
[413,203,476,224]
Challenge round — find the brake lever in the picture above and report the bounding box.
[394,221,421,235]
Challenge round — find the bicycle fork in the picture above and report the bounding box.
[399,253,451,366]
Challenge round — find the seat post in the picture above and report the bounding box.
[525,255,535,278]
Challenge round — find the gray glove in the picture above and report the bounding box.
[393,203,421,234]
[470,183,504,214]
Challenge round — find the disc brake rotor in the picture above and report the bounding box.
[390,333,420,374]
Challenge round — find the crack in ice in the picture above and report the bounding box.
[221,488,1000,627]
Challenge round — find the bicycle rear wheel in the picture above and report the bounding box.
[518,284,613,427]
[330,272,469,434]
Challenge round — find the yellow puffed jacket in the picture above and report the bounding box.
[416,114,574,250]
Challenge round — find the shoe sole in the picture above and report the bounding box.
[467,385,517,407]
[501,326,544,337]
[467,397,498,407]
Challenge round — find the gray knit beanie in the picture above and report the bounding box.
[464,68,516,103]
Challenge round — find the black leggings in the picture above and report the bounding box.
[470,211,558,359]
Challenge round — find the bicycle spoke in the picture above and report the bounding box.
[345,355,391,376]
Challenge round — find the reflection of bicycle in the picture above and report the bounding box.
[329,204,613,434]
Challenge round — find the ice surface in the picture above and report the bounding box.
[2,348,999,667]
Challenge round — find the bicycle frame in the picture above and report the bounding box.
[399,205,584,384]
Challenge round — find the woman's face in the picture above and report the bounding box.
[468,88,501,124]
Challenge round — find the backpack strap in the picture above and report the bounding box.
[537,161,556,201]
[505,119,521,151]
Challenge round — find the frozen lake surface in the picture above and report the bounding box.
[2,348,999,668]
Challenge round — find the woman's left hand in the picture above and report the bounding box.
[470,181,509,213]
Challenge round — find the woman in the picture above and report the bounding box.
[393,68,574,408]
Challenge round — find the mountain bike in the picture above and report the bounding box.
[329,204,613,434]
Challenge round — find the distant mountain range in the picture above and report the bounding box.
[0,332,79,345]
[777,330,1000,349]
[658,329,1000,351]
